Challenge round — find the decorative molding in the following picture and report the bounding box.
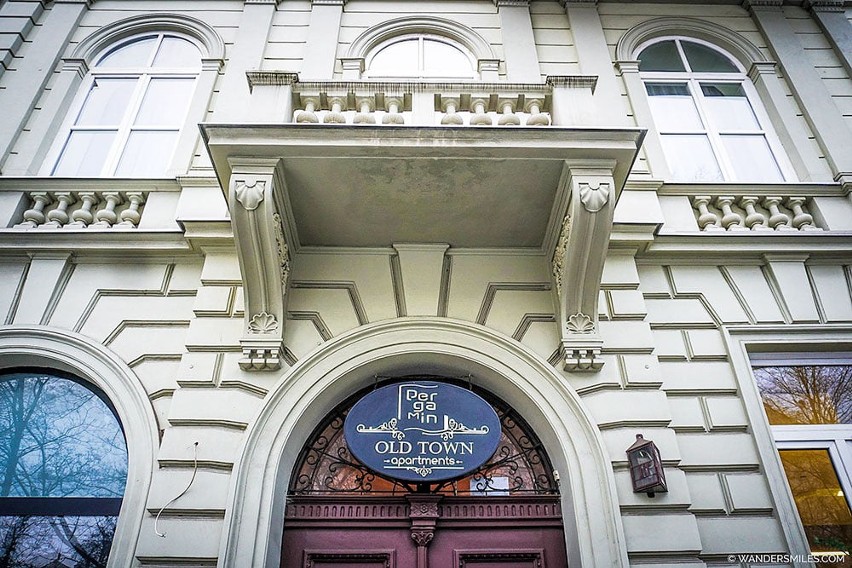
[578,181,610,213]
[475,282,551,325]
[248,312,279,334]
[345,16,496,62]
[741,0,784,8]
[493,0,530,6]
[615,16,767,66]
[234,179,265,211]
[70,13,225,63]
[551,163,619,373]
[272,213,292,289]
[566,313,595,334]
[551,214,571,297]
[804,0,845,11]
[227,160,289,372]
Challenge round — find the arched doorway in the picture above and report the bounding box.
[282,377,566,568]
[219,318,626,568]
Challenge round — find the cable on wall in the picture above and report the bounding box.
[154,441,199,538]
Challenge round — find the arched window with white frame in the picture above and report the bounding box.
[637,37,792,183]
[50,32,201,177]
[366,34,477,79]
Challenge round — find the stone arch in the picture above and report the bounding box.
[70,12,225,63]
[219,317,627,568]
[0,325,159,566]
[346,16,496,63]
[616,16,768,68]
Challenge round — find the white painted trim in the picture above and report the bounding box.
[0,325,159,568]
[218,317,628,568]
[722,325,852,558]
[70,13,225,63]
[345,16,496,65]
[616,17,768,67]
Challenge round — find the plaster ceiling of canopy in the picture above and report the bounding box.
[202,124,644,251]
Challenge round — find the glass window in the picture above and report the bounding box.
[0,371,127,565]
[367,35,475,79]
[754,365,852,425]
[752,358,852,564]
[779,449,852,558]
[638,38,788,182]
[51,33,200,177]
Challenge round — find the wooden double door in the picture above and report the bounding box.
[282,494,567,568]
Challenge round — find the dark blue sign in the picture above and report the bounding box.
[344,382,501,482]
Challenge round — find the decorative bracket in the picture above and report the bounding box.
[227,159,292,371]
[551,162,617,372]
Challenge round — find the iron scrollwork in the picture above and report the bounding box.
[289,379,559,497]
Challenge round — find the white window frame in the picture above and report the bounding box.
[726,327,852,559]
[43,32,202,178]
[365,33,478,80]
[637,36,796,183]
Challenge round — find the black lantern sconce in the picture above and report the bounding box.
[626,434,667,497]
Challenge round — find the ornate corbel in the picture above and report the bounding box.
[551,162,617,372]
[228,159,292,371]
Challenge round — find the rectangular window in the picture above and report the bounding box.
[752,356,852,562]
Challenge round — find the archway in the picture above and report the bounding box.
[218,318,627,568]
[283,377,564,567]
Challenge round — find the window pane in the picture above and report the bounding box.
[52,131,116,176]
[722,135,783,182]
[97,36,158,68]
[0,516,116,566]
[754,366,852,425]
[114,131,178,176]
[681,41,739,73]
[370,39,419,75]
[423,39,472,76]
[638,41,686,72]
[778,450,852,559]
[660,134,723,181]
[134,78,196,126]
[152,36,200,68]
[645,83,704,131]
[0,374,127,498]
[701,83,760,130]
[75,78,137,126]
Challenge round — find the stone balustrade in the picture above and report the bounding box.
[690,195,821,232]
[290,83,553,127]
[12,190,147,229]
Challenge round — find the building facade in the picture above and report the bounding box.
[0,0,851,566]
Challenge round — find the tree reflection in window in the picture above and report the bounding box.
[753,365,852,425]
[0,371,127,567]
[779,449,851,562]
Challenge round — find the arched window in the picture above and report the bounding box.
[0,370,127,566]
[638,38,790,183]
[366,35,476,79]
[51,33,201,177]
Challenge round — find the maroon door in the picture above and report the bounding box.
[282,381,568,568]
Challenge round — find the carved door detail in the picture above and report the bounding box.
[281,379,568,568]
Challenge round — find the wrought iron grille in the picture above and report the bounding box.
[289,378,559,496]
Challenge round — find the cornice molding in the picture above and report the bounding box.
[804,0,846,11]
[493,0,531,6]
[741,0,784,10]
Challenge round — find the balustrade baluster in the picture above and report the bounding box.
[324,97,347,124]
[691,196,721,231]
[763,197,793,230]
[739,196,769,231]
[92,192,122,228]
[118,192,145,229]
[15,192,52,228]
[42,192,76,229]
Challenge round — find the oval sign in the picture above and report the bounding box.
[344,382,501,483]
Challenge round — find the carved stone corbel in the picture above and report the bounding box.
[551,162,617,372]
[228,159,291,371]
